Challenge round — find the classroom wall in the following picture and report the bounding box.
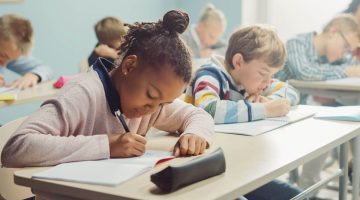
[0,0,242,124]
[242,0,351,41]
[0,0,177,77]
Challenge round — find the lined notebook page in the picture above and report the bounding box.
[32,150,173,186]
[215,109,315,136]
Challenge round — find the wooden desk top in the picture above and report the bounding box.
[12,106,360,200]
[0,81,58,108]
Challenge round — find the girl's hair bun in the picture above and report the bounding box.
[162,10,189,34]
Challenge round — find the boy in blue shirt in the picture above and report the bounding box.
[0,14,52,89]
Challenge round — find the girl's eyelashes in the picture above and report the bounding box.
[146,91,157,99]
[259,71,266,76]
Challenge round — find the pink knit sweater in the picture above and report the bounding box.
[1,70,214,167]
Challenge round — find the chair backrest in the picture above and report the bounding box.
[79,58,90,73]
[0,117,33,199]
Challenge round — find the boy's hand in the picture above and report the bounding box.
[346,66,360,77]
[8,73,39,89]
[173,134,207,157]
[246,94,269,103]
[95,44,119,59]
[108,132,147,158]
[0,74,5,87]
[264,99,290,118]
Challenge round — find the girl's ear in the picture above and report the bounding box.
[121,55,137,75]
[232,53,244,70]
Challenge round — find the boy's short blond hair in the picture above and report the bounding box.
[225,25,286,69]
[0,14,33,54]
[95,17,127,45]
[323,14,360,40]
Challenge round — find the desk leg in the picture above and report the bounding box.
[339,142,349,200]
[352,136,360,200]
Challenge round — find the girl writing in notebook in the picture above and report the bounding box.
[1,10,213,167]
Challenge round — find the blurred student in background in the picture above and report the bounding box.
[88,17,127,66]
[275,14,360,105]
[181,4,227,59]
[0,14,52,89]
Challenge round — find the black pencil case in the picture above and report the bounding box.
[150,147,226,193]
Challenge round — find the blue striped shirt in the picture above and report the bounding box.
[275,32,351,81]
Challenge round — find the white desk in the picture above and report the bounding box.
[10,106,360,200]
[289,78,360,105]
[0,81,58,108]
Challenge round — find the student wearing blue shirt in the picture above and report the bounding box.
[0,14,52,89]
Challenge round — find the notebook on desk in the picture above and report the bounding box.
[215,109,315,136]
[0,87,17,101]
[314,106,360,122]
[32,150,174,186]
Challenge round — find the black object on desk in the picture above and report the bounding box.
[150,147,226,193]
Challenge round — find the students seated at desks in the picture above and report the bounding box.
[185,25,301,199]
[274,14,360,199]
[275,14,360,105]
[1,10,213,198]
[181,4,227,59]
[0,14,52,89]
[88,16,127,66]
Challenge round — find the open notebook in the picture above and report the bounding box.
[32,150,173,186]
[215,109,315,136]
[314,106,360,122]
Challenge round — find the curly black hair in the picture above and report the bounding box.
[117,10,192,82]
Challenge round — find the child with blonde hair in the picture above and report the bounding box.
[275,14,360,198]
[276,14,360,105]
[185,25,301,199]
[185,25,299,124]
[181,4,227,58]
[0,14,52,89]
